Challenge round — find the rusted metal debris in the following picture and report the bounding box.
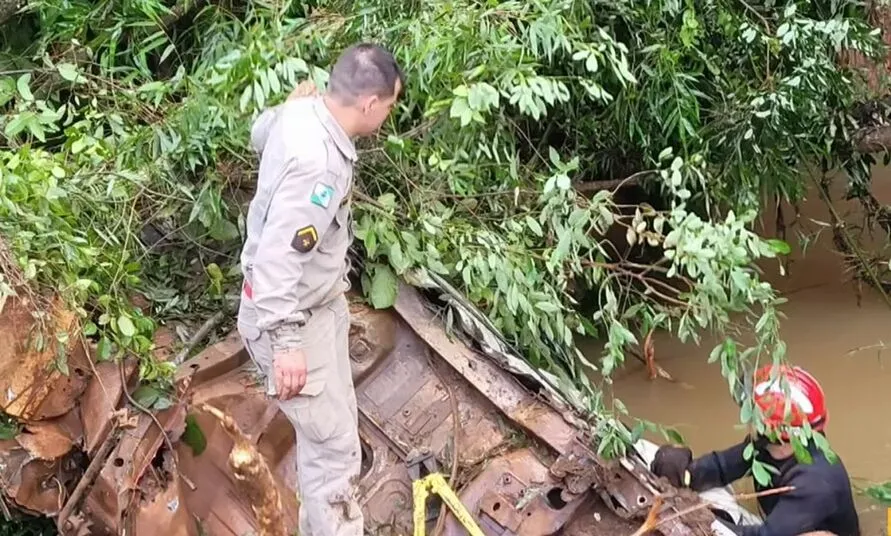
[0,281,721,536]
[0,296,93,421]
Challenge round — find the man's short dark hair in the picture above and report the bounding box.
[328,43,404,103]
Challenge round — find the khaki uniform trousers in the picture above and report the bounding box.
[237,293,363,536]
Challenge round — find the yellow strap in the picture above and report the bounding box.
[412,473,485,536]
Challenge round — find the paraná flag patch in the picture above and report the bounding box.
[310,182,335,209]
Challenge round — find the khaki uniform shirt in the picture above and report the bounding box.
[240,96,356,351]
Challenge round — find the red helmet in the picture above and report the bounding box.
[752,364,827,440]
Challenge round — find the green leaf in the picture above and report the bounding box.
[16,73,33,101]
[97,337,113,361]
[867,483,891,504]
[83,322,98,336]
[378,193,397,210]
[239,85,252,112]
[525,215,543,237]
[209,219,239,241]
[0,78,14,107]
[449,98,470,125]
[766,239,791,255]
[133,385,161,407]
[556,174,571,190]
[708,344,722,364]
[0,422,19,440]
[118,315,136,337]
[751,460,772,486]
[4,113,28,137]
[183,414,207,456]
[206,263,224,282]
[56,63,79,82]
[548,146,561,167]
[535,301,560,313]
[369,264,398,309]
[71,138,86,154]
[813,432,838,463]
[743,441,755,460]
[791,437,813,464]
[740,397,753,423]
[664,427,685,445]
[670,157,683,171]
[55,356,69,376]
[389,242,408,273]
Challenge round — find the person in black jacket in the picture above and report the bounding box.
[651,364,860,536]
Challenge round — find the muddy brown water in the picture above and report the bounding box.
[586,166,891,535]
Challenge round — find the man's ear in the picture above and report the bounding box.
[362,94,381,114]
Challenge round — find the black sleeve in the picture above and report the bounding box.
[687,440,751,491]
[720,470,837,536]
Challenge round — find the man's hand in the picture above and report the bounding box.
[651,445,693,488]
[273,348,307,400]
[287,80,319,101]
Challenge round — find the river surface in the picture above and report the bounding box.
[592,167,891,535]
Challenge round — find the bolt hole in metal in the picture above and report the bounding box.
[546,487,567,510]
[637,495,648,506]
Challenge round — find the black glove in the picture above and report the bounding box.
[651,445,693,488]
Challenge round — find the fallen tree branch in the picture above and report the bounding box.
[119,360,179,467]
[853,124,891,154]
[627,486,796,536]
[574,170,654,193]
[173,310,225,364]
[809,173,891,310]
[628,494,664,536]
[56,425,120,534]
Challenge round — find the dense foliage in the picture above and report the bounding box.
[0,511,56,535]
[0,0,884,473]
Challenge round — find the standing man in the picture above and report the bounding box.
[236,43,403,536]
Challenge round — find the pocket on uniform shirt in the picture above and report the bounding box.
[237,321,261,342]
[236,299,261,339]
[236,313,265,368]
[235,321,277,395]
[318,207,349,255]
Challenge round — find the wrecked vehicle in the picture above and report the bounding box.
[1,271,755,535]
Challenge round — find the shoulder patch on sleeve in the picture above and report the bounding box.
[291,225,319,253]
[310,182,335,209]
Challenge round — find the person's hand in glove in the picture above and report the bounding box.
[651,445,693,488]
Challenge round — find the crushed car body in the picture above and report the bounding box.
[1,274,752,535]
